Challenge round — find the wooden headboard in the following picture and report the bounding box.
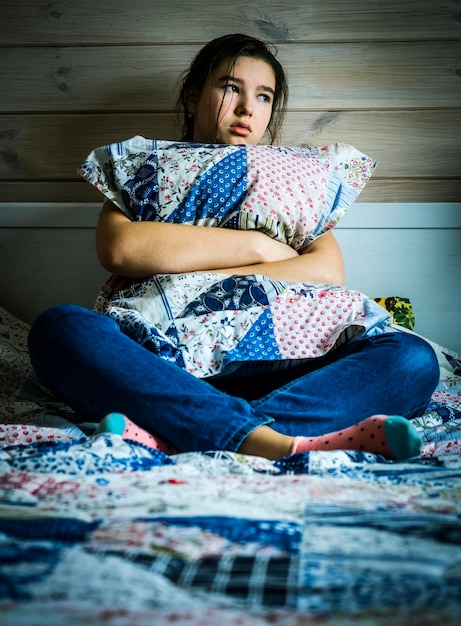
[1,1,460,351]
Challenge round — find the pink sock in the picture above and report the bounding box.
[95,413,179,455]
[291,414,421,460]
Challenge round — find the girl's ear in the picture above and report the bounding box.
[186,89,198,115]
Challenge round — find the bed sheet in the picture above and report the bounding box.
[1,305,460,625]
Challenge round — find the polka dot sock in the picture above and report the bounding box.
[94,413,179,455]
[291,414,422,460]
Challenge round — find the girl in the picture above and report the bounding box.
[28,34,439,460]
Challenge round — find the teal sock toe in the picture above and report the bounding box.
[94,412,126,436]
[383,415,422,460]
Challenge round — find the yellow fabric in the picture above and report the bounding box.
[373,296,415,330]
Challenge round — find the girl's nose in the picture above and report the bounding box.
[236,95,252,116]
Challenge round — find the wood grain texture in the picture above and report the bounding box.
[1,0,459,44]
[1,42,460,112]
[1,112,459,187]
[0,0,460,201]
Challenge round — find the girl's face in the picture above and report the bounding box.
[189,56,276,145]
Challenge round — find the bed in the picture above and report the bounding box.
[1,298,461,625]
[1,138,461,624]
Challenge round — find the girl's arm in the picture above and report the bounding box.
[212,230,345,285]
[96,201,344,285]
[96,201,297,278]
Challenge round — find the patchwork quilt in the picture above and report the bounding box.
[79,137,391,378]
[1,305,461,625]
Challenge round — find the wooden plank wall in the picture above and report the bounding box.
[0,1,460,351]
[1,0,460,202]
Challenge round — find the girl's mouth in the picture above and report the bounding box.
[231,123,251,136]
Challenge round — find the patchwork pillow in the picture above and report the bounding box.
[79,137,389,379]
[78,136,376,249]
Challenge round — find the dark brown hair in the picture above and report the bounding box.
[176,33,288,144]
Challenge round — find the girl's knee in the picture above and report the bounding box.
[397,331,439,391]
[28,304,113,362]
[29,304,84,347]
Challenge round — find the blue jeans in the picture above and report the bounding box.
[28,304,439,452]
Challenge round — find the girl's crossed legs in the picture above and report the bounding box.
[28,304,439,460]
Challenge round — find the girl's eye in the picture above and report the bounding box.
[224,84,238,93]
[258,93,271,103]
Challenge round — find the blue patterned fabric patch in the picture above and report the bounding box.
[121,152,160,221]
[222,306,281,365]
[168,148,248,224]
[180,275,270,317]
